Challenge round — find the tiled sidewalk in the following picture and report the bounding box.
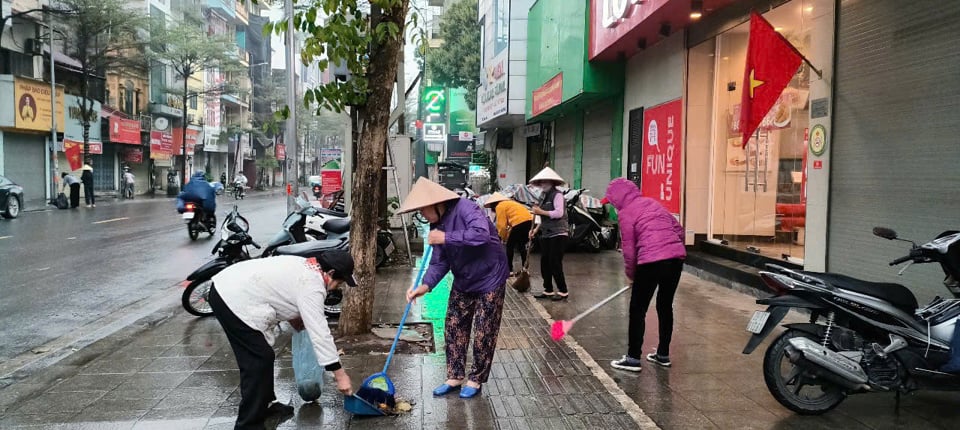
[0,266,652,429]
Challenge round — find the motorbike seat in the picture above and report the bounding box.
[275,238,349,259]
[317,208,348,218]
[808,272,918,312]
[323,218,351,235]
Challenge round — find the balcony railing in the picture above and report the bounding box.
[236,0,249,23]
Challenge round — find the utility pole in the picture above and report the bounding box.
[284,0,298,213]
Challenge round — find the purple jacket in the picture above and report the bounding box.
[605,178,686,279]
[422,199,509,294]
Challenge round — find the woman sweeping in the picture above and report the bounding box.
[528,167,570,301]
[483,192,533,275]
[604,178,686,372]
[400,178,510,399]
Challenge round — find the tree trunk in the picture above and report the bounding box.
[339,0,409,336]
[181,77,189,186]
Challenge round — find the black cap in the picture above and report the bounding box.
[320,251,357,287]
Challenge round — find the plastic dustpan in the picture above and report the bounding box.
[360,244,434,396]
[344,394,388,416]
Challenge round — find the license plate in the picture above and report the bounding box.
[182,212,195,220]
[746,311,770,334]
[384,241,395,255]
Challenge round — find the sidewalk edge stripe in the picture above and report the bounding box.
[525,294,661,430]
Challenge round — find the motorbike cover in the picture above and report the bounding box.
[276,238,349,258]
[187,258,230,281]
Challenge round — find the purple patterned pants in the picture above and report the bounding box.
[445,284,506,384]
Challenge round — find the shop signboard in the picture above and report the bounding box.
[109,116,141,145]
[276,143,286,160]
[641,98,683,216]
[531,73,563,117]
[64,95,102,144]
[589,0,670,60]
[173,127,201,155]
[150,115,174,160]
[320,148,342,165]
[124,148,144,164]
[14,77,65,132]
[478,50,508,125]
[87,142,103,154]
[422,86,447,123]
[446,135,474,165]
[424,123,446,142]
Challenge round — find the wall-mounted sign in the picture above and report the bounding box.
[531,73,563,118]
[422,87,446,116]
[123,148,143,164]
[109,117,141,145]
[458,131,474,141]
[87,142,103,155]
[14,77,65,132]
[641,98,683,216]
[423,123,446,142]
[809,124,827,156]
[589,0,669,59]
[523,123,542,137]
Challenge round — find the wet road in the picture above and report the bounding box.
[0,193,289,366]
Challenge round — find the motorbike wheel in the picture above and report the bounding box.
[188,221,200,241]
[586,231,602,252]
[763,330,847,415]
[375,245,387,268]
[182,278,215,317]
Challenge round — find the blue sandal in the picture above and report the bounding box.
[432,383,462,397]
[459,385,482,398]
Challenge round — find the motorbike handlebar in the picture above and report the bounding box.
[251,240,261,249]
[889,255,912,266]
[890,248,923,266]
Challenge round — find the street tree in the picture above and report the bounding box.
[262,0,415,335]
[150,13,242,186]
[52,0,148,155]
[425,0,480,110]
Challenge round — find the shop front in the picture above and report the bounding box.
[685,0,835,268]
[108,114,149,195]
[525,0,623,190]
[58,95,110,191]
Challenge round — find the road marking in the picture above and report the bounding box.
[0,236,11,240]
[67,237,77,240]
[92,217,129,224]
[36,267,51,271]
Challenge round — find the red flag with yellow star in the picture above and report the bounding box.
[740,11,803,147]
[64,139,82,171]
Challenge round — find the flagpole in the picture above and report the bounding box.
[800,56,822,80]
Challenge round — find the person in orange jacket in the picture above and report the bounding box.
[484,192,534,275]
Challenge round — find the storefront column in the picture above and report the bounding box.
[573,112,584,188]
[610,93,624,179]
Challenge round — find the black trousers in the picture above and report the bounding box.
[505,221,532,272]
[628,258,684,359]
[540,235,568,294]
[83,182,95,205]
[69,183,81,208]
[209,286,276,430]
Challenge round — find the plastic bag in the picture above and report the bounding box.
[55,193,69,209]
[292,330,324,401]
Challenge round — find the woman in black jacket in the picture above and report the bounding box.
[81,160,95,207]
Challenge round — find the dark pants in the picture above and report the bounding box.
[540,235,568,294]
[445,285,506,384]
[209,286,276,430]
[83,182,95,205]
[505,221,532,272]
[69,183,81,208]
[628,258,684,359]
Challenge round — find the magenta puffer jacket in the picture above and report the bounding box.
[605,178,686,279]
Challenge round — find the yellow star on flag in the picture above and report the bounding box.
[749,69,765,98]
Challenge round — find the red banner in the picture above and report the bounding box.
[87,142,103,154]
[321,169,342,193]
[150,131,173,159]
[531,73,563,117]
[641,98,683,216]
[173,128,201,155]
[124,148,143,164]
[276,143,285,160]
[740,11,803,147]
[64,139,82,170]
[109,117,141,145]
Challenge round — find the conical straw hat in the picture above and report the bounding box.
[529,167,565,185]
[397,177,461,214]
[483,192,510,207]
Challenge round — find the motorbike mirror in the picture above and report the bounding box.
[873,227,898,240]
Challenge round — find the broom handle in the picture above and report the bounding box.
[383,244,434,373]
[570,286,631,324]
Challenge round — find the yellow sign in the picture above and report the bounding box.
[14,77,65,132]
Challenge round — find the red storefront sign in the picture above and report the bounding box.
[124,148,143,164]
[173,128,201,155]
[641,98,683,215]
[531,73,563,117]
[87,142,103,154]
[321,169,342,193]
[589,0,670,60]
[150,131,173,159]
[109,117,141,145]
[276,143,285,160]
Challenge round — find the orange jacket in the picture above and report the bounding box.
[494,199,533,241]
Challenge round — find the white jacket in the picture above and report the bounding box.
[212,256,339,367]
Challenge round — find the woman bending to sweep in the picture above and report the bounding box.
[400,178,510,398]
[604,178,686,372]
[528,167,570,301]
[483,192,534,275]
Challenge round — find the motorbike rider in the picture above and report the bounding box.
[178,171,217,229]
[234,171,248,198]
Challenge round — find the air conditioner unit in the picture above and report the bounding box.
[25,39,43,56]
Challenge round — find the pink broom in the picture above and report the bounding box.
[550,285,631,341]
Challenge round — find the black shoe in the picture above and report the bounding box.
[534,292,555,299]
[267,402,295,417]
[551,294,569,301]
[646,353,672,368]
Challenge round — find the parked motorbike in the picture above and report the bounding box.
[297,193,395,268]
[233,183,245,200]
[742,227,960,415]
[311,183,322,200]
[181,206,259,316]
[563,188,603,252]
[182,201,216,241]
